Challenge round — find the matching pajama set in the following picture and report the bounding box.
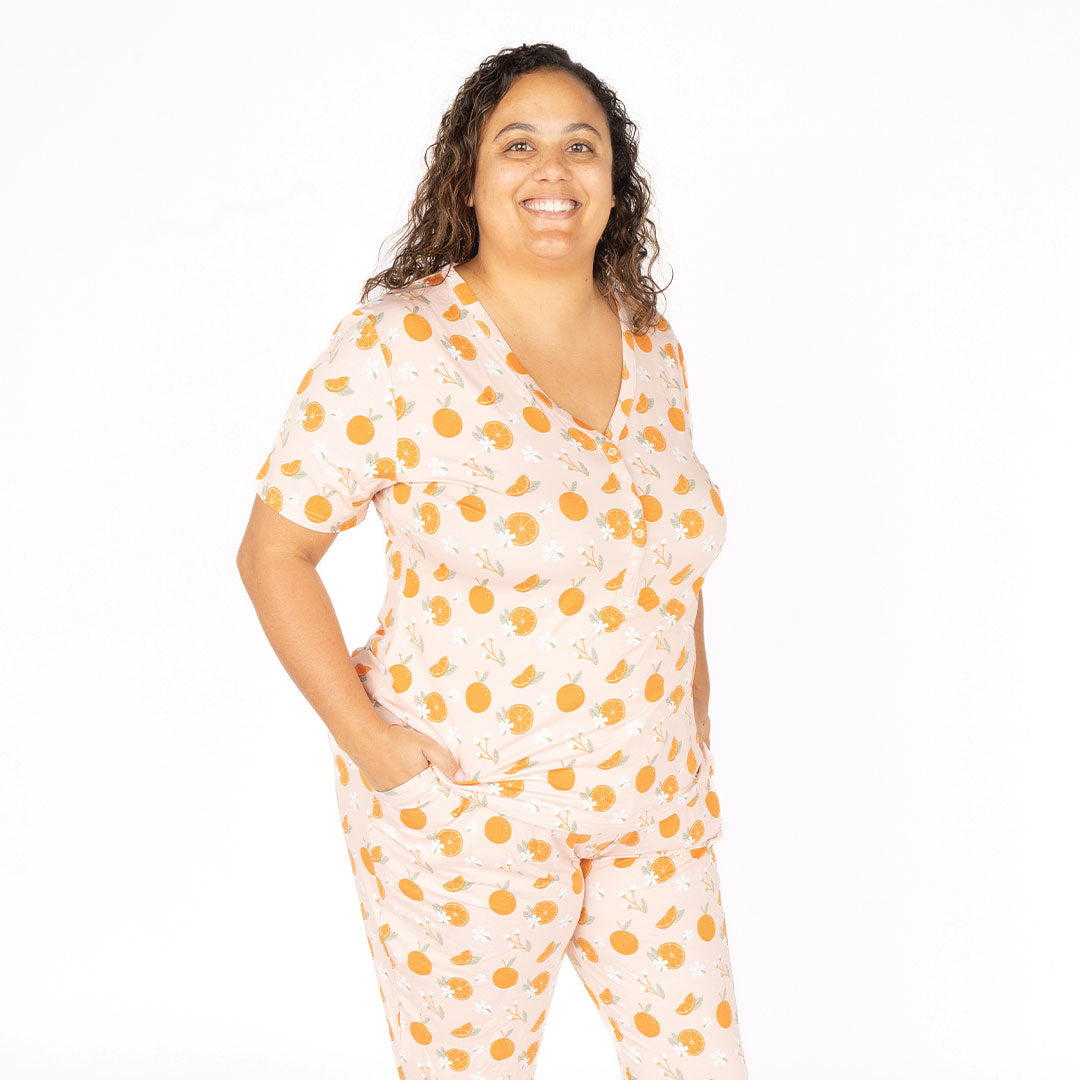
[254,263,749,1078]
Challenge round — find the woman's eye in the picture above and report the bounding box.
[505,141,595,153]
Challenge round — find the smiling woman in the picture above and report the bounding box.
[239,41,747,1080]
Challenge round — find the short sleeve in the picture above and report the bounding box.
[253,307,400,533]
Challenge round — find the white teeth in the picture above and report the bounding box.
[523,199,577,211]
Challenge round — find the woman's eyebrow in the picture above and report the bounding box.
[492,121,604,141]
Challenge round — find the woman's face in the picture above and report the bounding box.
[468,68,616,267]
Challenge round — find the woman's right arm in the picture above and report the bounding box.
[236,497,464,789]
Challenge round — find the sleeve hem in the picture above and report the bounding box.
[253,478,361,534]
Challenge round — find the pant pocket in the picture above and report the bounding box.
[374,765,439,805]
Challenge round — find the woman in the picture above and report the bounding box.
[238,42,748,1080]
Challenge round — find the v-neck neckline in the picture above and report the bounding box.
[444,262,638,443]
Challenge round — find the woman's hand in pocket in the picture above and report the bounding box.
[350,724,467,792]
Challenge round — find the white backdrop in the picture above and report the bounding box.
[2,2,1077,1077]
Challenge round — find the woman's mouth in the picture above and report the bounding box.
[520,198,581,218]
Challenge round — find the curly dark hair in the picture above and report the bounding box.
[357,42,670,334]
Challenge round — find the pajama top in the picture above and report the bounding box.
[254,262,728,840]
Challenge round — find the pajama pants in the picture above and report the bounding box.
[330,742,749,1079]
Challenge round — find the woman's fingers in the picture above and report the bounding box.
[420,737,467,782]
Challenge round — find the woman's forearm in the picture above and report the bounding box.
[238,550,391,761]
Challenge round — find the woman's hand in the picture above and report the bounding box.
[347,724,467,791]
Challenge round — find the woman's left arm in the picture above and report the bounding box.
[693,592,711,749]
